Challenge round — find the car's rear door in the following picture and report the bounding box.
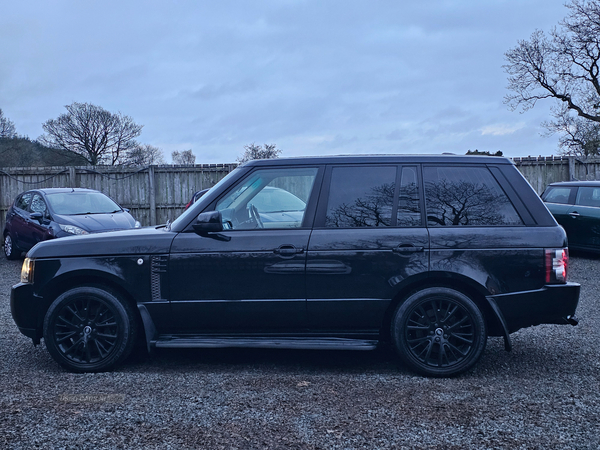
[305,164,429,336]
[566,186,600,250]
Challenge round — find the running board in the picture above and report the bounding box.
[152,336,378,351]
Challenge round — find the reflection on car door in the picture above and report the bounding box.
[306,165,429,336]
[168,166,322,334]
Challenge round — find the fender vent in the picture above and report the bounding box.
[151,255,168,301]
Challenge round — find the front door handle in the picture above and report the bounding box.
[393,244,425,253]
[569,212,580,218]
[274,245,304,256]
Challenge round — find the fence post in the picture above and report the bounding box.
[568,156,576,180]
[148,166,156,225]
[69,167,77,188]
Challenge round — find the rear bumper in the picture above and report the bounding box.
[488,282,580,333]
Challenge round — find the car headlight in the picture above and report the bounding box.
[21,258,34,284]
[59,224,89,235]
[134,221,141,228]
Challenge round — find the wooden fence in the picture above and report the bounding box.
[0,164,236,231]
[3,156,600,233]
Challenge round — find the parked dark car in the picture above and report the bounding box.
[3,188,141,260]
[11,155,580,377]
[542,181,600,253]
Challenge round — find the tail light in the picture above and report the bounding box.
[545,248,568,284]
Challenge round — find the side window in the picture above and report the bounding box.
[325,166,396,227]
[30,194,47,214]
[215,167,318,230]
[397,166,421,227]
[15,193,32,211]
[424,166,523,226]
[543,187,574,204]
[575,187,600,207]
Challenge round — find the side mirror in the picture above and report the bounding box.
[30,212,44,222]
[192,211,224,234]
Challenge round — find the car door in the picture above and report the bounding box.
[6,192,33,250]
[542,185,578,243]
[21,193,53,250]
[565,186,600,250]
[305,164,429,335]
[168,166,322,334]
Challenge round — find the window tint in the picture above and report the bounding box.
[216,167,317,230]
[576,187,600,207]
[397,166,421,227]
[424,166,523,226]
[15,193,32,211]
[543,187,574,204]
[325,166,396,227]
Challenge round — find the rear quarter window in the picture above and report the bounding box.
[424,166,523,226]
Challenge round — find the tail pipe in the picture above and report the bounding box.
[566,315,579,326]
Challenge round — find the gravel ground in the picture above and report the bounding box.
[0,254,599,449]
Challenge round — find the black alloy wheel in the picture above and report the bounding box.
[43,287,137,373]
[4,233,20,260]
[392,287,487,377]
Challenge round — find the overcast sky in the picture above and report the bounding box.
[1,1,571,163]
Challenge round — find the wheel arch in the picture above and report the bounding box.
[380,272,506,343]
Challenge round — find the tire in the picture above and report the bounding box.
[391,287,487,377]
[4,233,21,260]
[43,287,137,373]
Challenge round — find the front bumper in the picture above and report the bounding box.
[10,282,42,342]
[489,282,580,333]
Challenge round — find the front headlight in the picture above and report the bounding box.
[21,258,34,284]
[59,224,89,235]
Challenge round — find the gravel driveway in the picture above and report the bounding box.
[1,254,599,449]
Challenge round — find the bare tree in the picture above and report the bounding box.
[125,144,166,166]
[237,143,281,163]
[39,102,143,165]
[504,0,600,154]
[171,149,196,164]
[0,108,17,138]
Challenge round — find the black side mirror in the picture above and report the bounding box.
[193,211,224,234]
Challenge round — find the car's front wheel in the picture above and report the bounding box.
[391,287,487,377]
[4,233,20,260]
[43,287,137,373]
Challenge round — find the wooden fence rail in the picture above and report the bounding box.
[3,156,600,233]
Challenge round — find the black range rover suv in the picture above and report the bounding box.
[11,155,580,377]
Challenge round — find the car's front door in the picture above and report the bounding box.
[168,166,322,334]
[566,186,600,250]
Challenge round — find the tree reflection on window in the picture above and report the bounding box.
[326,182,395,227]
[424,167,523,226]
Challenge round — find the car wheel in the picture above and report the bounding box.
[4,233,20,260]
[43,287,137,373]
[391,287,487,377]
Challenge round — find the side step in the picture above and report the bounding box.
[151,336,379,351]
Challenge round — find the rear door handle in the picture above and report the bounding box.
[393,244,425,253]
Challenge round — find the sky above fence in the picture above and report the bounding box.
[1,0,568,163]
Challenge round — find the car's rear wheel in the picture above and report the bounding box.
[391,287,487,377]
[3,233,20,260]
[43,287,137,373]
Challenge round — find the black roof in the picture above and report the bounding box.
[242,154,514,167]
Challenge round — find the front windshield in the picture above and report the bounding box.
[46,192,122,215]
[170,167,242,229]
